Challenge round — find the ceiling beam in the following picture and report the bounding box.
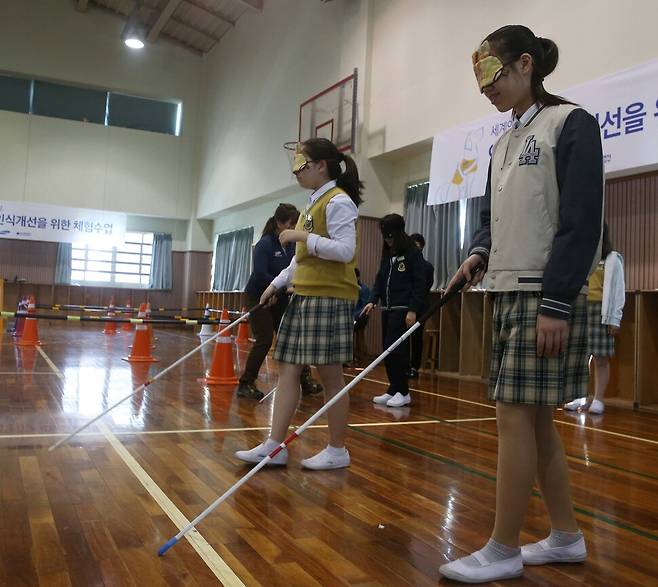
[185,1,235,27]
[76,0,89,12]
[147,0,183,43]
[233,0,262,12]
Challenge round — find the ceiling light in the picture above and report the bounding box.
[121,1,146,50]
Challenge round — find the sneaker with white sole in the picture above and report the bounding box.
[564,397,587,411]
[234,442,288,466]
[521,536,587,565]
[588,399,605,414]
[439,552,523,583]
[386,392,411,407]
[301,446,350,470]
[373,392,393,404]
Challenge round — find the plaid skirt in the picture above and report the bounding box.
[488,292,589,405]
[588,301,615,357]
[274,295,355,365]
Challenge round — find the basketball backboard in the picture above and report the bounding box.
[298,69,357,153]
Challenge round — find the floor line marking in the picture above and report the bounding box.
[0,418,502,441]
[347,373,658,446]
[36,345,246,587]
[0,371,59,375]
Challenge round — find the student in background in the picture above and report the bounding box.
[361,214,425,407]
[352,268,371,364]
[564,223,625,414]
[408,233,434,378]
[237,204,322,400]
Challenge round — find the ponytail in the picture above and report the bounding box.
[336,152,364,207]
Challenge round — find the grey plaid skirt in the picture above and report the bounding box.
[274,295,355,365]
[488,292,589,405]
[588,301,615,358]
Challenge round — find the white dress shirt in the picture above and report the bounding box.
[271,180,358,290]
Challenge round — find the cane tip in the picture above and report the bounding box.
[158,537,178,556]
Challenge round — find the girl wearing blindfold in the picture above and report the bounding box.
[235,138,364,471]
[441,25,603,583]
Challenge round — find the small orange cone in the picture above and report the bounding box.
[199,309,237,385]
[17,296,40,347]
[103,297,117,335]
[122,299,133,332]
[236,307,249,343]
[122,303,158,363]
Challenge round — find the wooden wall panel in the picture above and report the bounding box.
[606,170,658,290]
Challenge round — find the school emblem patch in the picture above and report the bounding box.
[519,134,540,166]
[397,262,406,272]
[303,213,314,232]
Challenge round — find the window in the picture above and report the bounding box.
[108,93,180,135]
[0,75,31,114]
[71,232,153,287]
[0,73,182,135]
[32,80,107,124]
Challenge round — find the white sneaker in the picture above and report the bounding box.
[521,536,587,565]
[386,392,411,407]
[564,397,587,411]
[589,399,605,414]
[301,446,350,470]
[234,442,288,466]
[373,392,393,404]
[439,552,523,583]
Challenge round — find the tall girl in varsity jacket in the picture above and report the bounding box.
[441,26,603,583]
[235,138,363,471]
[361,214,425,407]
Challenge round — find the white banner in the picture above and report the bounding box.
[0,201,126,245]
[429,58,658,205]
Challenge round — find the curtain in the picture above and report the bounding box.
[404,182,461,290]
[54,242,72,284]
[461,194,487,262]
[149,233,173,289]
[212,226,254,291]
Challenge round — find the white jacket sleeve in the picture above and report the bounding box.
[601,251,625,327]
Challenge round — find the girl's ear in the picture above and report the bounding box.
[518,52,534,75]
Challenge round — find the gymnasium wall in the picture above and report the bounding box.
[198,0,658,230]
[0,0,202,221]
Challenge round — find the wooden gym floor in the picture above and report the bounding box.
[1,322,657,586]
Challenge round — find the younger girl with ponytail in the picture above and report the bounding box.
[236,138,363,470]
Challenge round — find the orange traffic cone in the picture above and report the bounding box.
[122,299,133,332]
[103,297,117,335]
[236,307,249,343]
[17,296,40,347]
[122,303,158,363]
[199,309,237,385]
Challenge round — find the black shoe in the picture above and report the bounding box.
[236,382,264,400]
[300,366,323,396]
[407,368,419,379]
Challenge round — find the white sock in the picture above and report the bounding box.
[326,444,346,456]
[546,529,583,547]
[461,539,520,568]
[263,438,281,452]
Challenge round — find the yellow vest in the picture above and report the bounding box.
[293,187,359,300]
[587,263,604,302]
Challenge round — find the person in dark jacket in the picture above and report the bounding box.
[408,233,434,378]
[361,214,425,407]
[237,203,322,399]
